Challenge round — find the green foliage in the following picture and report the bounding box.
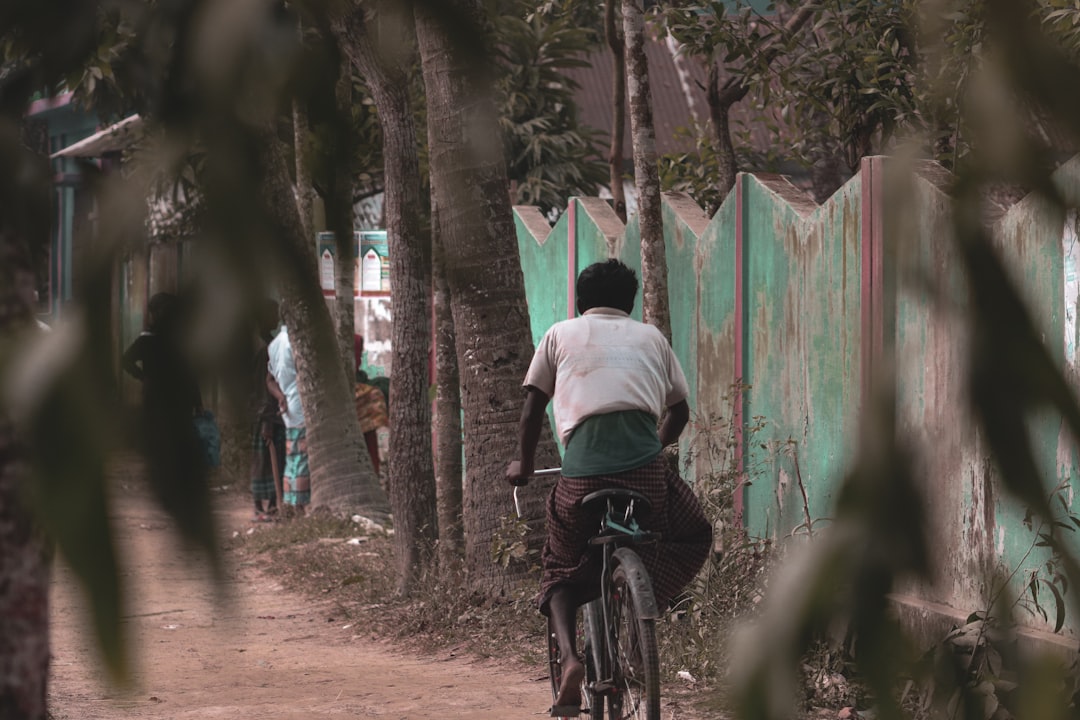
[491,510,539,571]
[494,0,608,215]
[658,122,786,214]
[660,385,781,681]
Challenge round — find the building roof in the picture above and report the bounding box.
[50,114,143,158]
[564,38,706,158]
[564,35,774,161]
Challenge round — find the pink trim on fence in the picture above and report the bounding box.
[733,174,745,527]
[859,157,885,407]
[567,198,577,319]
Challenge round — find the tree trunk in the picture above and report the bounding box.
[415,0,559,598]
[0,243,49,720]
[707,62,741,202]
[709,5,816,201]
[433,218,463,571]
[605,0,628,224]
[337,1,439,596]
[293,98,314,236]
[260,130,389,519]
[330,59,358,384]
[293,19,314,239]
[622,0,671,342]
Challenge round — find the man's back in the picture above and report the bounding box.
[525,308,688,446]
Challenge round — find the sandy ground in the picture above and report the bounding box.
[47,482,554,720]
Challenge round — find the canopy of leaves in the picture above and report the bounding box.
[494,0,608,215]
[660,0,1080,204]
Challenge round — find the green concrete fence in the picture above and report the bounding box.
[514,156,1080,643]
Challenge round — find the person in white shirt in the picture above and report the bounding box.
[267,324,310,515]
[506,259,711,714]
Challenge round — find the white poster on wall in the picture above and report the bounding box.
[320,248,335,294]
[361,249,382,293]
[1065,210,1080,366]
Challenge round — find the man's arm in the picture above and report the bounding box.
[505,385,551,486]
[266,371,287,416]
[121,337,145,380]
[658,399,690,447]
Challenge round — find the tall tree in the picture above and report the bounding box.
[293,19,314,238]
[336,0,439,595]
[256,127,389,517]
[494,0,607,217]
[605,0,628,222]
[414,0,559,596]
[0,234,51,720]
[622,0,671,341]
[328,53,360,383]
[432,201,464,570]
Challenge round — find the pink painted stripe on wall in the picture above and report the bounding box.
[859,157,884,407]
[567,198,577,319]
[733,174,745,526]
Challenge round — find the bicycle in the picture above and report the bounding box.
[516,470,662,720]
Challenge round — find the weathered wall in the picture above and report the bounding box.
[513,156,1080,643]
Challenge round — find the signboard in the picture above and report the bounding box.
[317,230,390,298]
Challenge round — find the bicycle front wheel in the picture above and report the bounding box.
[609,550,661,720]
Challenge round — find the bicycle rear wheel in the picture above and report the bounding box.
[582,600,605,720]
[609,552,661,720]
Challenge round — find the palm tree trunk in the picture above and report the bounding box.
[415,0,559,598]
[605,0,628,223]
[337,1,439,595]
[622,0,671,342]
[330,58,359,383]
[293,102,313,237]
[292,18,314,239]
[260,130,389,518]
[0,244,49,720]
[433,221,464,570]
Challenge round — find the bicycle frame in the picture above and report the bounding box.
[521,470,661,720]
[585,493,660,717]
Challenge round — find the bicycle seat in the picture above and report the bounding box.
[580,488,652,520]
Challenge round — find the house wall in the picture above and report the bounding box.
[513,157,1080,645]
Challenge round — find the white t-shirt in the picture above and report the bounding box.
[267,326,305,429]
[523,308,689,445]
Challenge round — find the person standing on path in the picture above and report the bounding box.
[250,300,285,520]
[267,322,309,515]
[353,334,389,476]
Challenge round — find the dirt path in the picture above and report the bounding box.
[48,482,552,719]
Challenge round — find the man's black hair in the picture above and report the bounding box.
[576,259,638,315]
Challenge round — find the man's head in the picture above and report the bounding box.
[258,299,280,337]
[147,292,179,332]
[576,259,638,315]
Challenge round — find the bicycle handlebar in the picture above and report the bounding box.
[512,468,561,517]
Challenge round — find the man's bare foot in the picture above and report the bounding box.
[554,656,585,709]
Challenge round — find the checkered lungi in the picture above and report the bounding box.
[283,426,311,507]
[537,455,712,616]
[250,422,286,503]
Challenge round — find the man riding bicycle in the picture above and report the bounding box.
[506,259,712,715]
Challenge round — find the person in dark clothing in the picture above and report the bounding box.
[250,300,285,520]
[122,293,202,417]
[122,292,212,542]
